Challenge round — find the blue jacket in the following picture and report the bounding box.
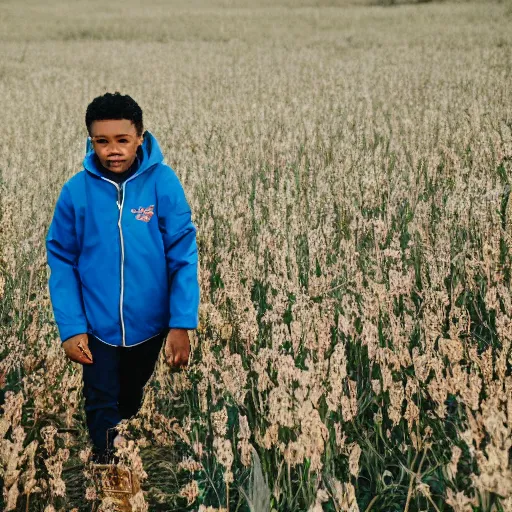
[46,131,199,347]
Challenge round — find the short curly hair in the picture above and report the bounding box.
[85,92,144,137]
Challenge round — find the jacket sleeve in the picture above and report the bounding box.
[45,184,88,342]
[157,168,200,330]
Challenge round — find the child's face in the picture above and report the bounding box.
[89,119,143,174]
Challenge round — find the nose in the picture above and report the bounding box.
[107,142,122,156]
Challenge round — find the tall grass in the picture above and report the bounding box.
[0,0,511,510]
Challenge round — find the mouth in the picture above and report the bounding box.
[107,160,124,167]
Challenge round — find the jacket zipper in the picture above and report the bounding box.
[101,173,141,347]
[117,184,127,347]
[101,178,127,347]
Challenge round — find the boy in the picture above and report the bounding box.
[45,92,199,464]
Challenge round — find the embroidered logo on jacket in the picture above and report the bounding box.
[131,205,154,223]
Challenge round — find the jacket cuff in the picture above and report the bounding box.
[59,324,89,343]
[169,316,198,330]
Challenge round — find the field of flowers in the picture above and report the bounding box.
[1,0,511,510]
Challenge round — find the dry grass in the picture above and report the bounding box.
[0,0,511,510]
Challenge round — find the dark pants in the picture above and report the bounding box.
[82,330,167,463]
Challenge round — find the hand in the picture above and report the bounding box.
[62,333,93,365]
[164,329,190,370]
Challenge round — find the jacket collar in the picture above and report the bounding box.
[83,130,164,179]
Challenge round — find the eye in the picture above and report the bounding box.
[95,139,107,144]
[118,139,128,143]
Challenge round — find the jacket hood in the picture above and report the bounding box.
[83,130,164,178]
